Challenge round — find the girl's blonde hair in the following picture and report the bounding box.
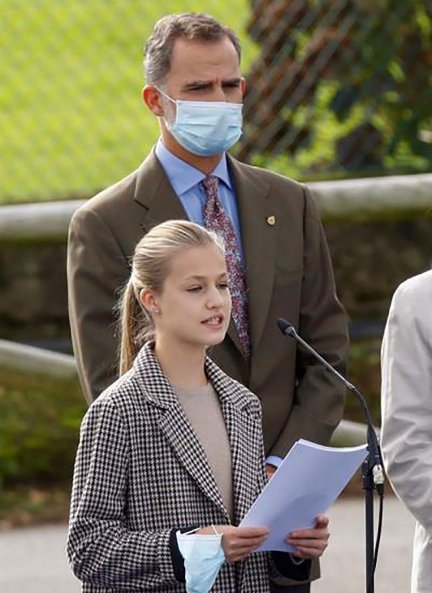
[118,220,225,375]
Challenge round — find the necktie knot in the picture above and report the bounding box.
[202,176,221,219]
[202,175,219,193]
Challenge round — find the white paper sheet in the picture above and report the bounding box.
[240,439,368,552]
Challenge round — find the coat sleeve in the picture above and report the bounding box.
[67,206,128,403]
[272,187,348,454]
[67,399,181,589]
[381,280,432,535]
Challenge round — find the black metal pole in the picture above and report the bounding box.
[363,457,375,593]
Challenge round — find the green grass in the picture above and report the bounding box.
[0,0,258,204]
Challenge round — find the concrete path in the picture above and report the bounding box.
[315,496,414,593]
[0,496,414,593]
[0,521,80,593]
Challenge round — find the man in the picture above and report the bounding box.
[381,270,432,593]
[68,12,346,576]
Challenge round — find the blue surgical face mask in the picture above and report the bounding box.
[176,529,225,593]
[157,88,243,156]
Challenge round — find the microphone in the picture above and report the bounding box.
[277,318,384,494]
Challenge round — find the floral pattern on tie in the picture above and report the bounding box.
[202,176,251,358]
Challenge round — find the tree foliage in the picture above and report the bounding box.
[239,0,432,176]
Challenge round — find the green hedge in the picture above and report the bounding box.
[0,375,86,488]
[346,339,381,425]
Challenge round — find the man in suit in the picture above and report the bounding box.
[68,11,347,497]
[380,270,432,593]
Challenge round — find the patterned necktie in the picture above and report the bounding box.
[202,176,251,358]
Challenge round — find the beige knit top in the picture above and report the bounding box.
[174,382,233,519]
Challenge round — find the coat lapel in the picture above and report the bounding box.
[227,156,278,354]
[157,408,229,517]
[133,345,229,518]
[205,357,265,525]
[224,403,264,525]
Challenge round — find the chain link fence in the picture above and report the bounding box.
[241,0,432,180]
[1,0,431,204]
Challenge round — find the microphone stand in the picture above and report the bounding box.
[277,318,385,593]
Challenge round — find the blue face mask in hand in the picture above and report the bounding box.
[176,528,225,593]
[157,88,243,156]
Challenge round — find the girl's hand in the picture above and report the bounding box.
[285,514,330,559]
[197,525,269,562]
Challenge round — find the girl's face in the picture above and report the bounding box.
[147,244,232,352]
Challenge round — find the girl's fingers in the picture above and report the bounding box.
[288,515,330,541]
[290,540,328,552]
[221,527,269,562]
[315,514,329,526]
[288,536,329,558]
[233,526,270,538]
[224,537,267,556]
[232,534,268,547]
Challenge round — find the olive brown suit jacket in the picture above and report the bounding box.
[67,149,348,459]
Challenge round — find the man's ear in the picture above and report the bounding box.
[143,85,164,116]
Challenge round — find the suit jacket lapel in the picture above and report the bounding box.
[133,149,188,231]
[134,345,228,517]
[228,156,278,353]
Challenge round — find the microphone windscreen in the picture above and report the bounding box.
[277,318,292,335]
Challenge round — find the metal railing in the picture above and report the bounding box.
[1,173,431,244]
[0,338,372,446]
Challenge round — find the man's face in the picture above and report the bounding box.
[143,35,246,164]
[164,36,245,104]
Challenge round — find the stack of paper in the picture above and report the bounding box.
[240,439,368,552]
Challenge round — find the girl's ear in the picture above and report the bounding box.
[139,289,159,314]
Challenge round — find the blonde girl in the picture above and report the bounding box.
[67,220,329,593]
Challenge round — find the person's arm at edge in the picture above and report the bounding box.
[381,281,432,535]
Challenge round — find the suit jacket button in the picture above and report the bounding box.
[266,215,276,226]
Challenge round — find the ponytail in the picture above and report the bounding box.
[118,280,153,375]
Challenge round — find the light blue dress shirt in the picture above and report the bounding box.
[155,140,244,260]
[266,455,283,469]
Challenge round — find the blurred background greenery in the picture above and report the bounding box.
[1,0,431,526]
[0,0,256,203]
[1,0,431,204]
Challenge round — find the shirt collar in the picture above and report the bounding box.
[155,139,233,195]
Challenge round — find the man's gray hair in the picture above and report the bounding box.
[144,13,241,88]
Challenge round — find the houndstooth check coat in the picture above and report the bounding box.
[67,343,291,593]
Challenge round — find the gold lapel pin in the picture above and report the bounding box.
[266,215,276,226]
